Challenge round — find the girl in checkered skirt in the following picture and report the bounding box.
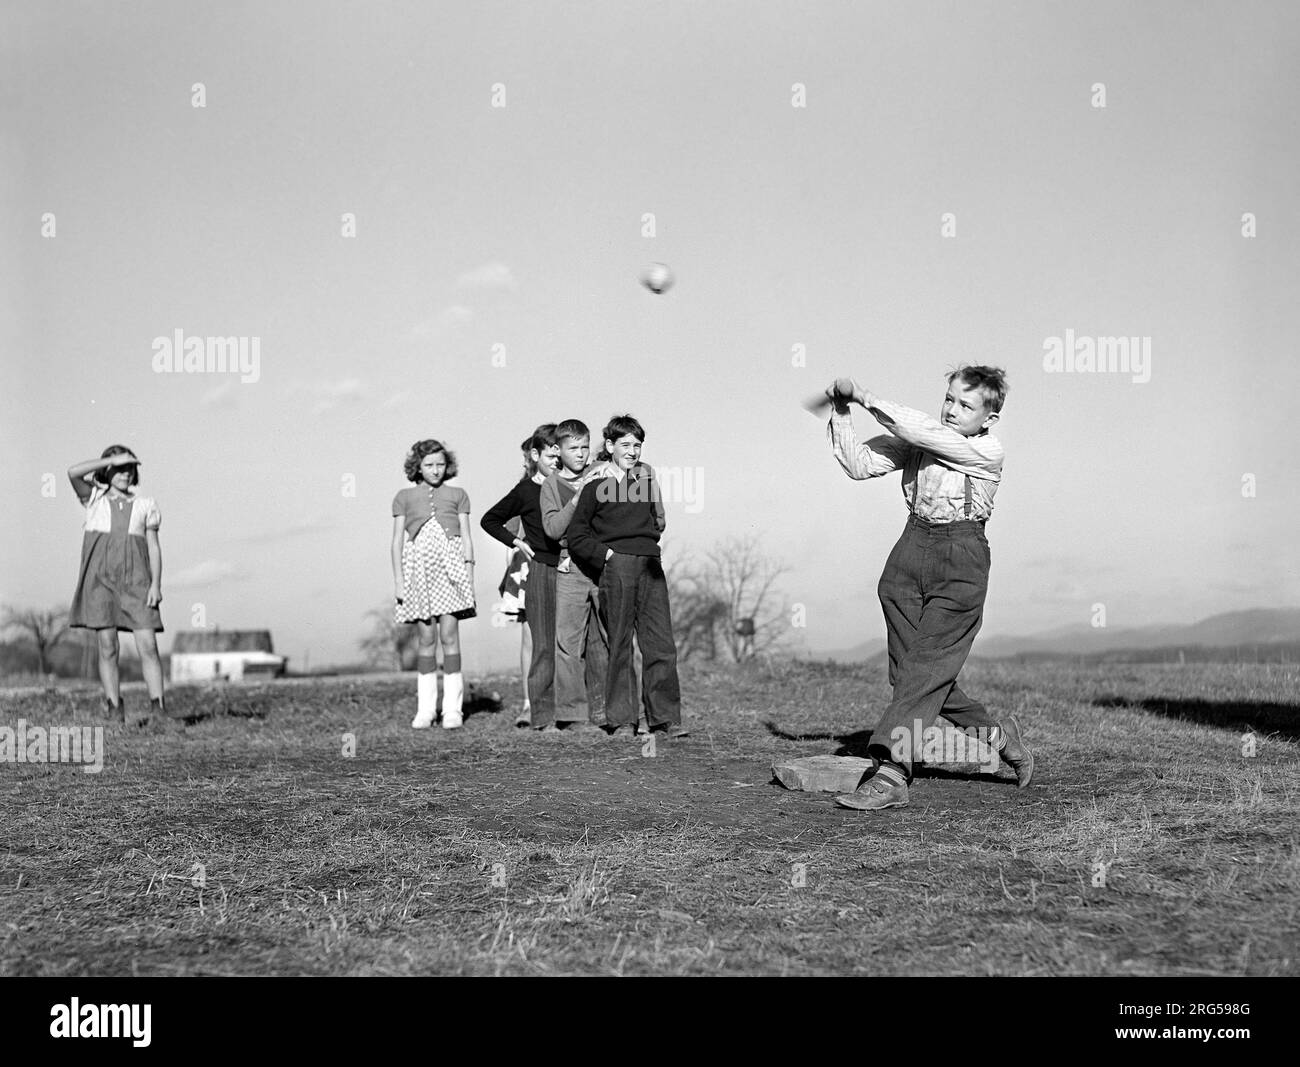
[391,440,476,729]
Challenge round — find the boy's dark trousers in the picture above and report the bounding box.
[868,515,999,778]
[598,552,681,728]
[525,560,558,727]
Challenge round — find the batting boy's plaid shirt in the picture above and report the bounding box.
[827,393,1003,520]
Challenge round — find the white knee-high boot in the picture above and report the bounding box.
[441,673,464,728]
[412,671,438,728]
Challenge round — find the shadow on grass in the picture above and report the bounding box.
[762,722,870,753]
[464,691,505,717]
[1092,696,1300,742]
[761,722,999,784]
[171,701,270,726]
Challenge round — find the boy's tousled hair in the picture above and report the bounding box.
[404,439,458,483]
[519,436,535,477]
[947,365,1008,414]
[596,414,645,462]
[601,414,645,445]
[555,419,590,443]
[530,423,558,453]
[95,445,140,486]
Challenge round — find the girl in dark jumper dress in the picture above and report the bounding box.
[67,445,167,722]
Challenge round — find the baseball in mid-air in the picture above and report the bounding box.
[640,262,674,294]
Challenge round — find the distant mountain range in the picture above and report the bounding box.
[814,609,1300,664]
[817,638,888,664]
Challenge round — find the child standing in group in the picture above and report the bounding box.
[481,425,565,731]
[586,433,657,734]
[67,446,167,722]
[391,439,476,729]
[478,426,559,732]
[539,419,619,731]
[497,438,534,727]
[823,367,1033,811]
[567,415,685,740]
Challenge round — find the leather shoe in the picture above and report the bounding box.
[998,715,1034,788]
[834,775,909,811]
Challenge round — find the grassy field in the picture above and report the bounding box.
[1,659,1296,976]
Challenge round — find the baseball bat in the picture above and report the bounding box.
[803,381,861,416]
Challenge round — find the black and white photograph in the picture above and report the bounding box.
[2,0,1295,1037]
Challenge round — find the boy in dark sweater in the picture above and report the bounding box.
[567,415,685,739]
[481,424,565,730]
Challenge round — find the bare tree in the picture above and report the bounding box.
[665,553,730,663]
[2,606,71,676]
[699,535,792,662]
[359,606,419,670]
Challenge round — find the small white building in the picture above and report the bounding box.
[170,629,287,683]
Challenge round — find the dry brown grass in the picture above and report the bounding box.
[1,660,1296,975]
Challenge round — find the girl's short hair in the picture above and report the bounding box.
[404,439,458,483]
[520,436,536,477]
[94,444,139,486]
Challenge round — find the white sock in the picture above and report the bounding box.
[442,672,465,726]
[413,672,438,727]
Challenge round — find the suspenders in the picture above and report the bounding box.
[907,455,978,521]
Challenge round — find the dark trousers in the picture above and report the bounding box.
[525,560,558,727]
[868,517,998,777]
[598,553,680,728]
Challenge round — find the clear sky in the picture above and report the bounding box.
[4,0,1298,671]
